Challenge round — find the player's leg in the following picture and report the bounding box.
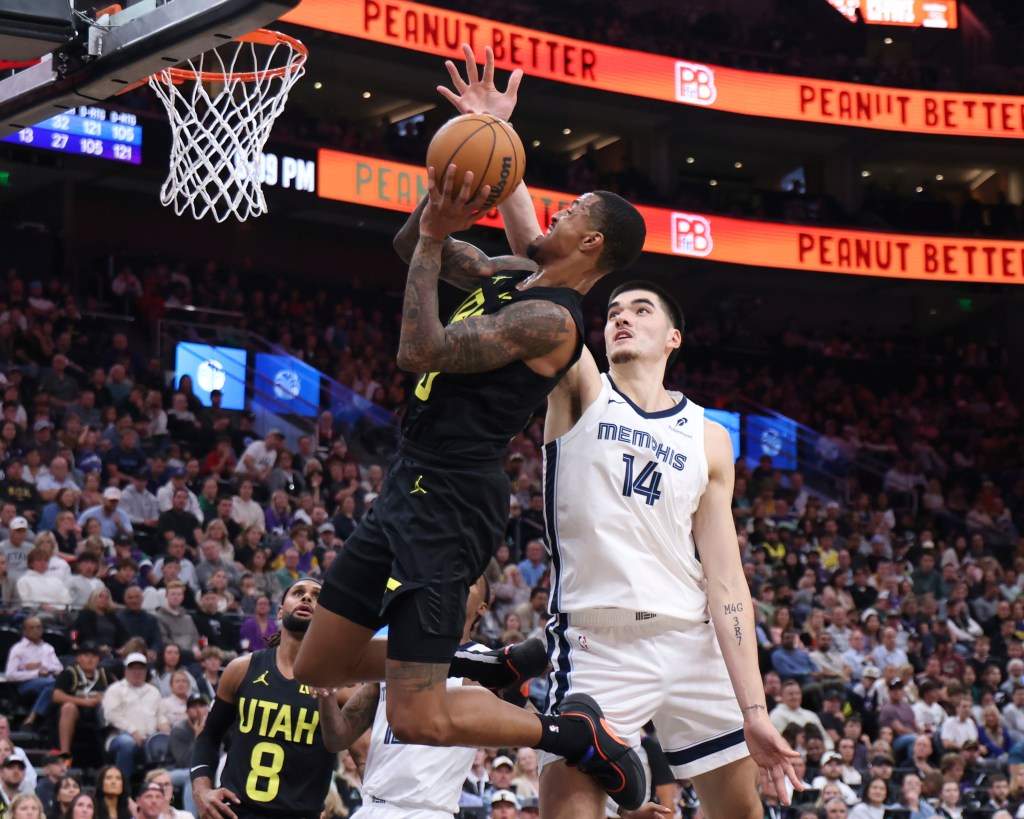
[294,505,393,687]
[537,759,606,819]
[689,757,761,819]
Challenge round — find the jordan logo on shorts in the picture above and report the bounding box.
[410,475,428,495]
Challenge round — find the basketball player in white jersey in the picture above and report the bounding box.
[316,577,491,819]
[435,45,802,819]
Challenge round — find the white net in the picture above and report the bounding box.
[148,31,307,223]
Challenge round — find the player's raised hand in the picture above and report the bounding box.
[742,714,803,806]
[420,165,492,240]
[438,44,523,122]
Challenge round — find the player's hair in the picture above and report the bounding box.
[591,191,646,272]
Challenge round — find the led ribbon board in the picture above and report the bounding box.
[317,150,1024,284]
[284,0,1022,138]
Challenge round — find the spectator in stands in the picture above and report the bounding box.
[16,548,71,613]
[49,509,79,556]
[116,586,161,661]
[190,588,238,654]
[36,457,78,504]
[152,539,198,595]
[151,643,197,699]
[513,587,548,638]
[1,516,34,583]
[812,751,859,805]
[191,646,222,702]
[272,547,304,590]
[0,718,35,793]
[102,652,168,782]
[140,769,192,819]
[34,751,71,810]
[4,617,62,729]
[872,628,910,671]
[516,539,547,588]
[154,582,199,659]
[94,764,133,819]
[239,594,277,651]
[52,641,108,763]
[74,587,127,658]
[263,491,294,540]
[102,429,146,487]
[1,460,40,524]
[770,678,834,749]
[879,677,919,763]
[941,696,980,752]
[119,469,158,536]
[77,488,132,543]
[243,545,280,602]
[156,489,201,549]
[229,480,264,532]
[772,628,819,687]
[236,429,283,485]
[982,772,1012,812]
[155,467,199,518]
[0,552,17,613]
[0,757,27,813]
[165,694,206,816]
[45,774,82,819]
[103,559,137,606]
[195,539,240,593]
[159,671,190,728]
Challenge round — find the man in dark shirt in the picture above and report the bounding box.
[191,587,239,654]
[103,427,148,485]
[51,641,109,765]
[0,459,40,523]
[157,488,202,548]
[117,585,162,659]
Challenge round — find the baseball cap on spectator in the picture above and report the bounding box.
[318,523,335,534]
[33,419,53,431]
[921,540,936,549]
[125,652,148,667]
[168,465,185,478]
[861,608,879,623]
[76,640,101,655]
[364,492,379,504]
[871,754,894,766]
[43,751,71,766]
[187,694,208,708]
[134,466,151,479]
[103,486,122,501]
[2,757,25,769]
[9,516,28,530]
[821,751,842,765]
[492,755,515,770]
[963,739,979,751]
[266,428,284,439]
[241,410,256,421]
[862,665,881,679]
[877,590,890,601]
[138,782,164,797]
[490,790,520,809]
[823,686,844,701]
[870,534,886,544]
[888,678,904,689]
[520,796,539,813]
[202,585,220,596]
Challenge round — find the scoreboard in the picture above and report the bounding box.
[2,105,142,164]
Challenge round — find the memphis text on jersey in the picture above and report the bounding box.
[597,422,688,472]
[236,692,320,745]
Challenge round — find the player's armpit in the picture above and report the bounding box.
[404,299,575,376]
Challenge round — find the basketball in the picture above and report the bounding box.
[426,113,526,210]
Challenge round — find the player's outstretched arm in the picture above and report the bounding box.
[544,345,603,444]
[313,683,380,753]
[692,423,802,805]
[191,656,250,819]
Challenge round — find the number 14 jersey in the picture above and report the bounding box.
[543,374,711,622]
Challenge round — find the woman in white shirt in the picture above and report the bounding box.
[848,777,894,819]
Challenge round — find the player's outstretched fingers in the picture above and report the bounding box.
[461,43,479,84]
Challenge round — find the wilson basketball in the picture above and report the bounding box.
[426,113,526,209]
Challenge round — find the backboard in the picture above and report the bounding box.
[0,0,300,137]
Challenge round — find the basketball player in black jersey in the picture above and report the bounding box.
[191,579,349,819]
[294,47,650,810]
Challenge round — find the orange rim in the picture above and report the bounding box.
[155,29,307,85]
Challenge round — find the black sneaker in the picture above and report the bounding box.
[451,637,549,694]
[557,693,647,810]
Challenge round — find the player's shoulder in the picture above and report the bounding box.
[218,651,257,698]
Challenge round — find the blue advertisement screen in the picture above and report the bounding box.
[174,343,247,410]
[745,414,798,471]
[704,409,741,460]
[254,354,321,417]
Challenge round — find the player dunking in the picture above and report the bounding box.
[430,50,803,819]
[190,579,348,819]
[294,47,649,810]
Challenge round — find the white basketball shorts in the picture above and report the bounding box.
[542,614,750,779]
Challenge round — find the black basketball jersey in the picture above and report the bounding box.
[220,648,334,819]
[402,270,585,461]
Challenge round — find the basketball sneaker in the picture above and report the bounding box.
[557,693,648,810]
[449,636,549,695]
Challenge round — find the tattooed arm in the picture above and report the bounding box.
[693,422,801,803]
[397,170,575,375]
[315,683,381,753]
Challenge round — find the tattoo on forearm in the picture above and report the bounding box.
[398,237,445,369]
[733,616,742,645]
[741,704,767,715]
[724,602,744,615]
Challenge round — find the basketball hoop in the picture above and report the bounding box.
[148,29,307,223]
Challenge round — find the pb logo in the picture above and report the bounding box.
[670,213,713,257]
[674,61,717,106]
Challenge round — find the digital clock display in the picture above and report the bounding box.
[2,105,142,164]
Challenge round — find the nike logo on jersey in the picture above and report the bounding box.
[410,475,428,495]
[253,671,270,686]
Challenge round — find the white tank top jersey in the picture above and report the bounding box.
[543,373,711,621]
[361,679,476,812]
